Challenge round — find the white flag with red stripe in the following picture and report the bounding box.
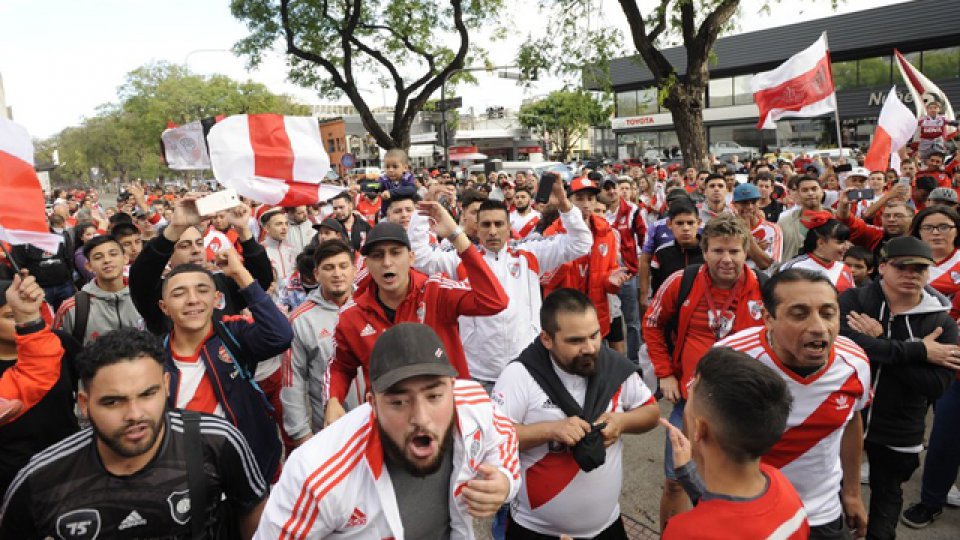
[0,118,63,253]
[751,32,837,129]
[161,120,211,170]
[207,114,339,206]
[894,49,956,135]
[864,87,916,174]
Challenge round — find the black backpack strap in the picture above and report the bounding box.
[183,410,207,540]
[664,264,702,356]
[72,291,90,343]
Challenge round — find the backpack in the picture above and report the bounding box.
[71,291,91,343]
[663,264,768,356]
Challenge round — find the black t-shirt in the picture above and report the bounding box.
[762,200,784,223]
[0,409,267,539]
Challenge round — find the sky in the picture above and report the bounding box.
[0,0,910,139]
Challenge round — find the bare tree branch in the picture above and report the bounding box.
[680,0,695,47]
[689,0,739,73]
[647,0,671,43]
[617,0,674,80]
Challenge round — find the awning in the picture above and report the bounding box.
[449,152,487,161]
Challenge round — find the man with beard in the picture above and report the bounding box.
[717,269,870,539]
[0,327,268,539]
[257,323,519,539]
[510,187,541,239]
[493,289,659,539]
[285,205,317,253]
[331,192,372,251]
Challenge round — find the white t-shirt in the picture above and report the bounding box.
[492,359,655,537]
[718,326,870,526]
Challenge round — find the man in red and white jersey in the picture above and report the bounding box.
[493,289,659,539]
[661,347,808,540]
[731,183,782,274]
[510,187,541,239]
[717,268,870,539]
[256,323,519,540]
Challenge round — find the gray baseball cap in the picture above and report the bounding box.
[369,323,459,393]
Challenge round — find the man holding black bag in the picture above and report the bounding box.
[492,289,659,539]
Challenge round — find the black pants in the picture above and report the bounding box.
[506,512,627,540]
[809,515,852,540]
[865,440,920,540]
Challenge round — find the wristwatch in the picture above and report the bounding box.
[447,226,464,242]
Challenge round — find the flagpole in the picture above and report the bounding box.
[0,241,20,274]
[824,32,845,159]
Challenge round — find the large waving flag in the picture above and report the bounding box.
[751,32,837,129]
[894,49,956,136]
[865,87,917,174]
[0,118,62,253]
[161,120,211,170]
[207,114,340,206]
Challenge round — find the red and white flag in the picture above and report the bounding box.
[751,32,837,129]
[161,120,211,170]
[0,118,63,253]
[894,49,956,134]
[864,87,917,173]
[207,114,341,206]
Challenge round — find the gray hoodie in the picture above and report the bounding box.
[281,287,365,440]
[52,280,141,344]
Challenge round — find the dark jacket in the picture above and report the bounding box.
[163,281,293,480]
[839,280,956,448]
[650,239,704,296]
[129,231,274,336]
[11,236,72,288]
[345,214,372,253]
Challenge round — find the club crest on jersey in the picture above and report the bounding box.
[215,293,226,311]
[834,395,851,411]
[56,508,101,540]
[951,271,960,285]
[167,490,192,525]
[417,301,426,323]
[598,243,608,257]
[466,428,483,471]
[218,345,233,364]
[748,300,763,320]
[509,262,520,278]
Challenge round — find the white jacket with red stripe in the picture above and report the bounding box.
[255,379,521,540]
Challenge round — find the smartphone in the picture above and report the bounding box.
[194,188,240,217]
[535,172,558,204]
[835,163,853,173]
[898,177,912,187]
[847,188,875,201]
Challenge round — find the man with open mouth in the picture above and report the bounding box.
[257,323,520,539]
[718,268,872,540]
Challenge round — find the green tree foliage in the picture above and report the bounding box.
[230,0,504,150]
[43,62,309,183]
[519,90,611,161]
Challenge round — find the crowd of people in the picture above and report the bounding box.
[0,139,959,540]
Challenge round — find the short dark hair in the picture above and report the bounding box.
[693,347,792,462]
[541,288,595,336]
[704,173,726,187]
[108,212,134,227]
[910,205,960,248]
[843,245,875,269]
[477,199,510,221]
[460,188,487,211]
[802,219,850,254]
[790,174,821,190]
[75,328,165,386]
[331,192,354,205]
[82,234,123,260]
[161,263,215,295]
[383,192,420,212]
[667,201,699,220]
[296,246,317,278]
[762,268,837,315]
[313,239,354,266]
[755,171,774,184]
[110,222,140,239]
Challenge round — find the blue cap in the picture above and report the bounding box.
[733,183,761,202]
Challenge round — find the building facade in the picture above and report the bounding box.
[594,0,960,160]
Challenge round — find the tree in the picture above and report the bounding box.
[519,90,611,161]
[230,0,504,151]
[519,0,766,169]
[44,62,309,182]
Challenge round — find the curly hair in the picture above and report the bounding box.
[75,328,165,385]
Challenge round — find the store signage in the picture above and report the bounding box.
[448,146,478,153]
[518,146,542,153]
[868,89,915,107]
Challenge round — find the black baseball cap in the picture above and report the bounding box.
[313,217,348,239]
[360,221,411,256]
[370,323,459,393]
[880,236,935,266]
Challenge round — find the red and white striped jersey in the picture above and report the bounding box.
[749,219,783,273]
[781,255,855,293]
[718,326,871,526]
[927,248,960,297]
[254,380,520,540]
[510,209,542,239]
[492,362,656,537]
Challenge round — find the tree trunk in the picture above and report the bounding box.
[664,81,709,170]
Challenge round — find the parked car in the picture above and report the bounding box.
[710,141,760,158]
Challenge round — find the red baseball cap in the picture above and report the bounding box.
[569,176,601,195]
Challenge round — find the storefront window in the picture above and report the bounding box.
[708,124,765,156]
[708,77,733,107]
[637,88,659,114]
[733,75,754,106]
[832,60,858,91]
[859,56,891,88]
[617,91,637,117]
[923,47,960,80]
[775,118,834,152]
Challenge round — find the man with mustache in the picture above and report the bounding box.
[257,323,519,539]
[0,328,268,539]
[493,289,659,539]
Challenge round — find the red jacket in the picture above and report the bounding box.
[542,213,622,336]
[609,198,645,274]
[326,245,508,401]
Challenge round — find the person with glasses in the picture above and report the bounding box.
[839,236,958,537]
[909,206,960,297]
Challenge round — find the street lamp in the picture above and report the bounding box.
[439,65,522,172]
